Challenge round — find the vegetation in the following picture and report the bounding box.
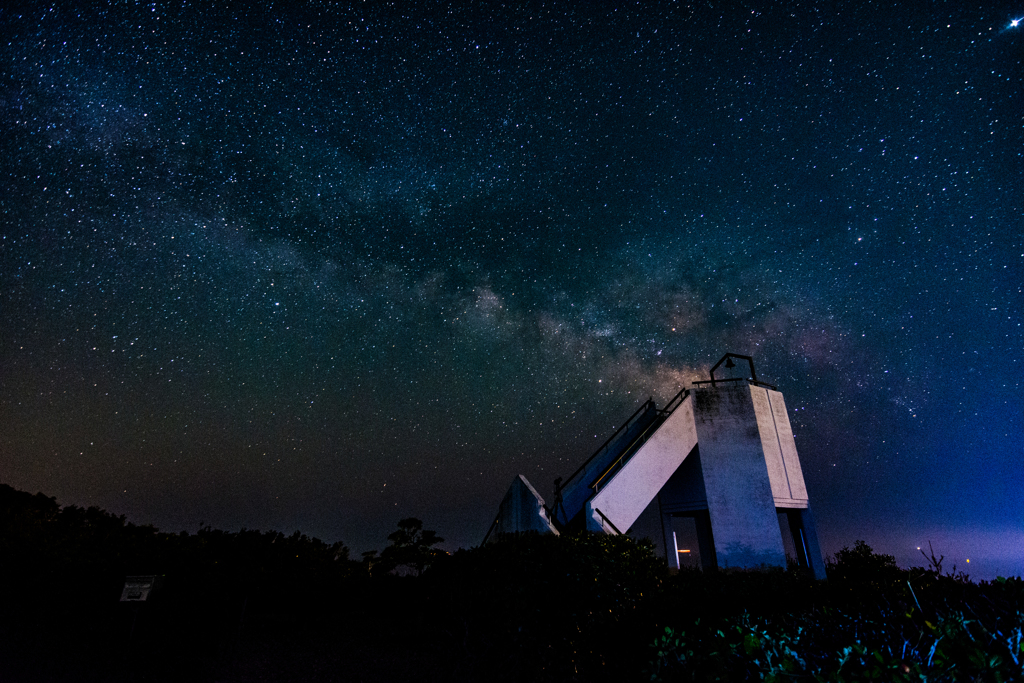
[0,483,1020,682]
[372,516,447,576]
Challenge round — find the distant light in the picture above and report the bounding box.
[1012,18,1021,28]
[966,558,970,563]
[678,549,691,553]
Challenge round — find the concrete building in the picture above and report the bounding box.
[483,474,560,540]
[485,354,827,579]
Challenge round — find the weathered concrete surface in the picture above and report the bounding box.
[487,475,559,541]
[751,386,809,507]
[586,394,698,534]
[558,403,660,528]
[692,383,788,569]
[488,372,827,577]
[768,388,808,502]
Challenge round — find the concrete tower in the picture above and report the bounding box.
[485,354,827,579]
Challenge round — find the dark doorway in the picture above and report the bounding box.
[777,508,810,569]
[665,511,716,570]
[669,515,701,569]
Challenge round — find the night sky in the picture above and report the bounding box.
[2,1,1021,578]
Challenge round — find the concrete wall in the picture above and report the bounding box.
[557,404,660,527]
[767,388,808,503]
[491,373,826,576]
[692,383,788,569]
[750,386,808,507]
[658,448,709,514]
[586,394,698,534]
[488,475,559,541]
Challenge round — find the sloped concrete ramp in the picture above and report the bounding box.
[586,394,698,535]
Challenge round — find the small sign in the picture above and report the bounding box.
[120,575,158,602]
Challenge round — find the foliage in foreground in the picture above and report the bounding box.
[647,543,1024,682]
[1,482,1022,682]
[426,531,666,679]
[649,600,1024,682]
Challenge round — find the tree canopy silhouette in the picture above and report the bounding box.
[377,517,445,576]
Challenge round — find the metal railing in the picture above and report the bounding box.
[692,376,777,390]
[592,507,623,534]
[557,397,656,495]
[588,388,690,493]
[659,386,690,415]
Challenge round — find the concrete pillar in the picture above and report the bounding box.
[694,510,717,571]
[692,382,788,569]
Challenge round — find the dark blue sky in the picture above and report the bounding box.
[2,0,1021,578]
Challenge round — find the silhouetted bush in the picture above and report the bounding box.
[1,484,1021,682]
[648,542,1024,682]
[420,531,666,680]
[376,517,446,576]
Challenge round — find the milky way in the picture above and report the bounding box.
[2,1,1021,577]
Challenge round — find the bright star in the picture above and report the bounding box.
[1012,17,1022,28]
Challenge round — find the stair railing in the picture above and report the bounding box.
[588,388,691,494]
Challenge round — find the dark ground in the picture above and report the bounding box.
[2,484,1022,682]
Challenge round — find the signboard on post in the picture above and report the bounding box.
[120,575,158,602]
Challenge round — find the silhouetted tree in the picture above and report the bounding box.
[378,517,445,576]
[828,540,899,582]
[361,549,379,576]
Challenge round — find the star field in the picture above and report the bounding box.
[1,1,1021,577]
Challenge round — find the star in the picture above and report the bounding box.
[0,0,1020,579]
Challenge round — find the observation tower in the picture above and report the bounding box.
[484,353,827,579]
